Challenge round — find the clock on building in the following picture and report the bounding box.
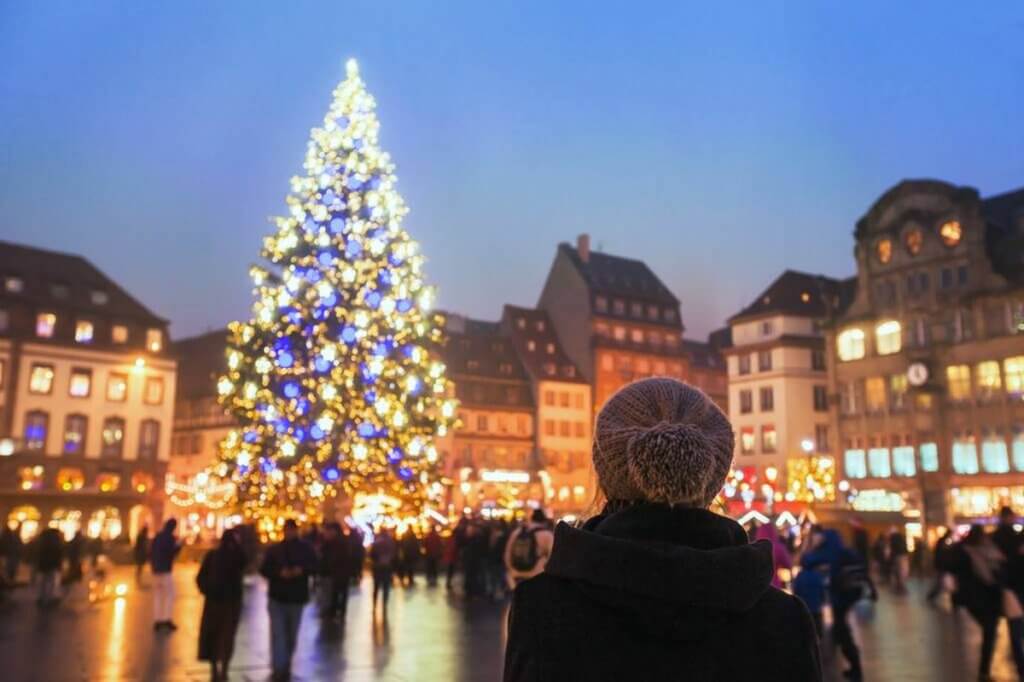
[907,361,930,387]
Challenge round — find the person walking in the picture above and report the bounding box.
[319,522,351,621]
[197,529,246,682]
[35,527,64,606]
[151,518,182,631]
[889,526,909,593]
[950,525,1024,682]
[503,378,821,682]
[347,527,365,587]
[423,526,443,587]
[754,523,793,589]
[65,530,85,587]
[1,523,22,584]
[134,525,150,584]
[370,528,398,615]
[398,529,421,587]
[260,519,317,681]
[503,510,555,590]
[927,529,956,604]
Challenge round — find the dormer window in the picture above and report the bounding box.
[112,324,128,344]
[36,312,57,338]
[612,299,625,315]
[875,238,893,264]
[904,227,923,255]
[546,343,556,354]
[594,297,608,313]
[74,320,94,343]
[51,283,69,299]
[516,317,526,329]
[91,290,109,305]
[663,308,677,322]
[939,220,962,247]
[647,305,659,320]
[543,363,556,376]
[564,366,576,378]
[630,302,643,318]
[535,320,545,332]
[526,340,536,352]
[466,359,480,371]
[4,277,23,293]
[146,328,163,353]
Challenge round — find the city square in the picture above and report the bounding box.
[2,3,1024,681]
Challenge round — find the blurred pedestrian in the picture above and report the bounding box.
[423,526,443,587]
[197,529,246,682]
[347,526,366,587]
[319,522,352,621]
[151,519,182,631]
[65,530,85,586]
[260,519,316,681]
[926,529,955,604]
[370,528,397,614]
[889,526,909,593]
[504,510,554,590]
[134,525,150,583]
[487,520,510,598]
[1,523,22,584]
[872,534,892,585]
[755,523,793,589]
[504,378,821,682]
[35,527,63,606]
[398,529,421,587]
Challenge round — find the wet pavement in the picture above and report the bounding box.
[0,563,1021,681]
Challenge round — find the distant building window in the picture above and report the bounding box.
[57,467,85,491]
[759,386,774,412]
[0,309,8,332]
[976,361,1002,400]
[757,350,772,372]
[498,362,513,375]
[18,466,44,491]
[613,326,626,341]
[543,420,555,436]
[868,448,891,477]
[740,427,755,454]
[526,340,536,352]
[601,355,613,371]
[546,342,556,354]
[97,471,121,492]
[892,446,916,477]
[594,297,608,313]
[739,389,752,414]
[664,333,678,348]
[815,424,830,453]
[91,290,109,305]
[946,365,971,401]
[647,305,659,320]
[112,325,129,344]
[761,321,774,337]
[544,390,555,406]
[575,422,585,438]
[940,268,954,289]
[904,227,923,255]
[516,317,526,329]
[75,320,94,343]
[69,368,92,398]
[761,425,777,453]
[506,387,520,404]
[535,320,545,332]
[4,276,23,293]
[890,374,908,410]
[837,328,865,361]
[594,322,609,337]
[630,302,643,318]
[811,349,826,371]
[920,443,939,472]
[564,366,576,378]
[738,355,751,375]
[813,385,828,412]
[612,299,625,315]
[637,358,650,374]
[876,238,893,264]
[875,320,901,355]
[939,220,962,247]
[101,418,125,458]
[653,360,667,374]
[543,363,556,376]
[466,359,480,371]
[559,421,570,437]
[50,283,69,299]
[107,373,129,402]
[958,266,968,286]
[952,435,979,474]
[29,364,55,394]
[138,419,160,459]
[663,308,677,322]
[24,411,49,450]
[1005,356,1024,397]
[63,414,88,455]
[559,392,570,408]
[865,377,887,413]
[146,329,163,353]
[476,415,488,432]
[630,329,643,344]
[144,377,164,405]
[982,434,1009,474]
[36,312,57,338]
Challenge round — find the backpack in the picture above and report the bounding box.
[509,528,540,572]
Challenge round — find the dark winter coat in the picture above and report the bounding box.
[503,504,821,682]
[259,538,317,604]
[150,529,180,574]
[320,537,351,581]
[36,529,64,572]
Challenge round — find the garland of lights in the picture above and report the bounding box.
[216,59,457,519]
[165,471,236,511]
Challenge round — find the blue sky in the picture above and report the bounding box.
[1,2,1022,339]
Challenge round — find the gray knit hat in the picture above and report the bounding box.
[593,377,734,508]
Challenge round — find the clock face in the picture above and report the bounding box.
[907,362,929,387]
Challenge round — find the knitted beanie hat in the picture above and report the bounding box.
[593,377,734,508]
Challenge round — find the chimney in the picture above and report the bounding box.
[577,233,591,263]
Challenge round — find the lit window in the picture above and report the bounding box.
[526,340,536,352]
[36,312,57,338]
[664,334,678,348]
[112,325,129,344]
[892,446,916,477]
[976,361,1002,399]
[57,467,85,491]
[63,414,88,454]
[630,329,643,344]
[477,415,489,432]
[647,305,659,320]
[939,220,962,247]
[1005,356,1024,397]
[101,418,125,457]
[876,239,893,264]
[904,227,923,255]
[68,368,92,398]
[138,419,160,459]
[946,365,971,401]
[24,411,48,450]
[865,377,887,413]
[4,276,23,293]
[889,374,908,410]
[131,472,154,494]
[29,364,55,394]
[868,448,891,478]
[546,342,556,355]
[837,328,865,361]
[761,425,777,453]
[1014,428,1024,472]
[18,466,44,491]
[613,327,625,341]
[919,443,939,472]
[612,300,625,315]
[663,308,676,322]
[953,436,979,474]
[74,320,94,343]
[91,290,109,305]
[875,321,901,355]
[96,472,121,493]
[630,302,643,318]
[844,449,867,479]
[982,435,1009,474]
[601,355,613,371]
[146,329,163,353]
[594,297,608,313]
[107,373,128,402]
[740,427,755,454]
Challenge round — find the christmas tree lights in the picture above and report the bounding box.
[217,59,456,520]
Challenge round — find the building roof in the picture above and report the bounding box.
[730,270,853,323]
[441,313,535,410]
[983,187,1024,231]
[680,338,724,371]
[707,326,732,352]
[557,242,679,306]
[500,305,587,384]
[171,329,228,401]
[0,240,168,325]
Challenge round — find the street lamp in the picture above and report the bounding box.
[800,438,815,454]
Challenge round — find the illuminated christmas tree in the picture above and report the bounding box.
[216,59,457,520]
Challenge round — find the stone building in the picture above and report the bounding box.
[826,180,1024,529]
[0,241,176,541]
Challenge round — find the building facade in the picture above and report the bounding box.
[724,271,851,512]
[0,241,175,541]
[826,180,1024,529]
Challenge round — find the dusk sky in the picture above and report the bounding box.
[2,3,1022,340]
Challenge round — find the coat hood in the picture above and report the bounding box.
[543,504,774,640]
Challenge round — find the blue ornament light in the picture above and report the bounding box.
[378,269,392,287]
[274,418,289,434]
[345,239,362,258]
[314,356,331,373]
[324,467,340,481]
[295,398,310,415]
[294,427,307,442]
[318,252,334,266]
[277,351,294,368]
[329,217,346,234]
[282,381,300,399]
[346,175,362,191]
[310,425,325,440]
[303,218,319,232]
[365,291,381,309]
[357,422,376,438]
[322,189,338,205]
[341,326,357,344]
[243,430,259,444]
[321,292,338,308]
[396,299,412,313]
[364,390,377,404]
[397,467,413,481]
[388,448,403,463]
